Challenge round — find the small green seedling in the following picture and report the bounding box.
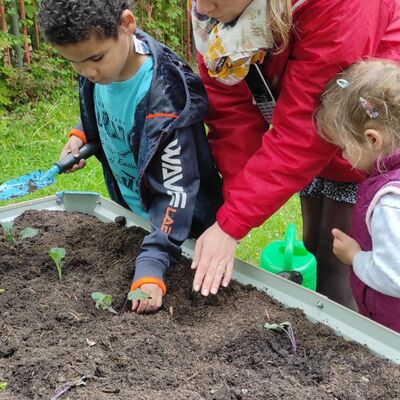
[0,381,8,390]
[127,288,152,301]
[1,221,16,244]
[49,247,66,281]
[19,227,39,239]
[91,292,117,314]
[1,222,39,247]
[264,321,297,353]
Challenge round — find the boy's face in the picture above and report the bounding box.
[195,0,253,24]
[55,30,133,85]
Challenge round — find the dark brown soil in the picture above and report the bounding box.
[0,210,399,400]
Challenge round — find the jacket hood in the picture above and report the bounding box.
[135,29,208,131]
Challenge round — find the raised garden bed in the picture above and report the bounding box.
[0,209,399,400]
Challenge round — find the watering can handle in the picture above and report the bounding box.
[283,224,295,270]
[54,142,100,173]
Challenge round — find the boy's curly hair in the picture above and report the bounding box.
[38,0,133,45]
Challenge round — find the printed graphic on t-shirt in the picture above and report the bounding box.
[94,56,153,219]
[96,97,139,194]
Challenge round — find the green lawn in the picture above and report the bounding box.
[0,90,302,266]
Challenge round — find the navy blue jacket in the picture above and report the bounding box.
[77,30,223,283]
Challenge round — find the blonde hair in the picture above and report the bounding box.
[317,60,400,158]
[268,0,292,52]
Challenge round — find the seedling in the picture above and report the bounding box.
[1,222,39,247]
[264,321,297,353]
[0,381,7,390]
[49,247,66,281]
[127,288,152,301]
[91,292,117,314]
[51,376,88,400]
[19,227,39,239]
[1,221,16,244]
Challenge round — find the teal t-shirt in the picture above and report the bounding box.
[94,57,153,219]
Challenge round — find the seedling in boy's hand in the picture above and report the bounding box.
[49,247,66,281]
[1,221,16,244]
[127,288,152,301]
[91,292,118,314]
[264,321,297,353]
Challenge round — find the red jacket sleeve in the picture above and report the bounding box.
[200,0,398,239]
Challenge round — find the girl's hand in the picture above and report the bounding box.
[60,136,86,172]
[332,228,362,265]
[131,283,163,314]
[191,222,237,296]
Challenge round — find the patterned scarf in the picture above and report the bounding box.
[189,0,274,86]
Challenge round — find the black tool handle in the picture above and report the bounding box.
[54,142,100,173]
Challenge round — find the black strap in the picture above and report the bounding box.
[244,64,276,124]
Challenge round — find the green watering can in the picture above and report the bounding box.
[260,224,317,291]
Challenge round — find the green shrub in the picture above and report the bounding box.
[0,45,76,111]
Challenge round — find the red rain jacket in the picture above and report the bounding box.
[198,0,400,240]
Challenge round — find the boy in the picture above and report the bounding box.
[38,0,223,313]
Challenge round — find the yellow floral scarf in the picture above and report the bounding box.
[189,0,274,86]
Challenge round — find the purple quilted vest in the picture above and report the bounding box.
[350,149,400,249]
[349,149,400,332]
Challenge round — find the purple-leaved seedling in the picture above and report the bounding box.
[264,321,297,353]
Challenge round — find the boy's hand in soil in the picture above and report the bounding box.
[60,135,86,172]
[131,283,163,314]
[191,221,237,296]
[332,228,362,265]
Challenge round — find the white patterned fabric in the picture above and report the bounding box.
[189,0,274,85]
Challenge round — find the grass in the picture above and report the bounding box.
[0,90,302,266]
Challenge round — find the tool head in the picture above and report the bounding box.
[0,170,55,201]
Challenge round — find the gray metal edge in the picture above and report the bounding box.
[1,192,399,363]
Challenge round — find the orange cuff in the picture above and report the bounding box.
[130,277,167,296]
[68,129,87,144]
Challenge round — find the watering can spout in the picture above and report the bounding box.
[260,224,317,291]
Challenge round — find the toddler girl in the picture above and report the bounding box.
[317,60,400,332]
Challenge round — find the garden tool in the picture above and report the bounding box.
[0,142,99,201]
[260,223,317,290]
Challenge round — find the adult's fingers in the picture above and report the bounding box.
[222,260,234,288]
[191,235,203,271]
[197,257,220,296]
[210,262,227,295]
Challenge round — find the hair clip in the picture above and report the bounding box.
[336,79,349,88]
[359,96,379,119]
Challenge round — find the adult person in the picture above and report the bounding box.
[189,0,400,308]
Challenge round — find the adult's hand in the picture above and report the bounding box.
[332,228,361,265]
[191,222,238,296]
[60,135,86,172]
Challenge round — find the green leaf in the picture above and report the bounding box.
[264,321,291,331]
[49,247,66,262]
[0,381,7,390]
[91,292,117,314]
[127,288,152,301]
[1,221,15,243]
[19,227,39,239]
